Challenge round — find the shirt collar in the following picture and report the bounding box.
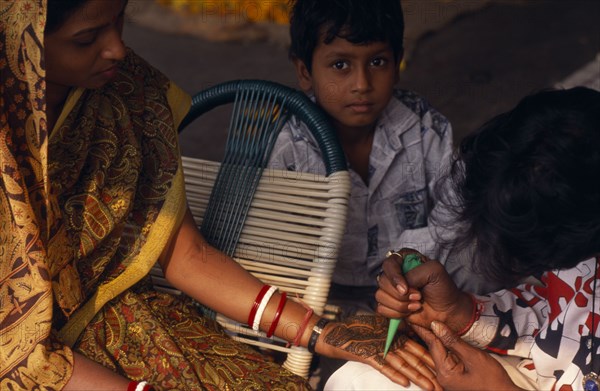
[377,94,420,152]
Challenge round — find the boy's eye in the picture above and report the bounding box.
[332,60,349,70]
[370,57,388,67]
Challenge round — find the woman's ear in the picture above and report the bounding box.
[292,57,313,93]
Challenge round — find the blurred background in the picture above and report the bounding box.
[123,0,600,160]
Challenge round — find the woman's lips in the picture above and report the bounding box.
[98,65,118,79]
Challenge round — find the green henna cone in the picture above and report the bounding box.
[383,253,423,358]
[383,319,401,359]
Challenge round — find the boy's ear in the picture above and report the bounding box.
[292,57,313,93]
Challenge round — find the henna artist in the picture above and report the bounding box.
[326,87,600,390]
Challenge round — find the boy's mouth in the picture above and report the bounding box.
[347,101,374,113]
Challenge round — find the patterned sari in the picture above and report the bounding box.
[0,1,310,389]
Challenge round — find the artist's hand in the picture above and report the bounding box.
[376,248,473,333]
[315,315,442,391]
[413,321,523,391]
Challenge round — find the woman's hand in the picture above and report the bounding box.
[413,321,524,391]
[316,314,442,391]
[376,248,473,333]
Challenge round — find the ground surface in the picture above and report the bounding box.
[124,1,599,160]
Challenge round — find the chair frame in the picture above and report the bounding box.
[152,80,350,378]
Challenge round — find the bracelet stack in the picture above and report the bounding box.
[252,285,278,331]
[248,284,288,336]
[127,381,154,391]
[266,292,287,337]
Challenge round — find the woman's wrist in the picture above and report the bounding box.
[307,317,331,353]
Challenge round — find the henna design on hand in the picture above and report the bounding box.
[323,315,407,364]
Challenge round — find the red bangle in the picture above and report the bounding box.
[292,307,314,347]
[266,292,287,337]
[457,294,482,336]
[127,381,153,391]
[248,285,271,327]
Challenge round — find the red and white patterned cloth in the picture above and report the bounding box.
[465,256,600,390]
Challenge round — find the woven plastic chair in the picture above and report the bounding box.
[151,80,350,378]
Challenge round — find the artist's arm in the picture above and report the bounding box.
[159,209,439,390]
[376,249,523,391]
[378,248,553,355]
[412,322,525,391]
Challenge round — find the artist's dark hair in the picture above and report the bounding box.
[45,0,89,34]
[440,87,600,284]
[288,0,404,72]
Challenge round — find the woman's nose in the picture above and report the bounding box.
[102,29,126,62]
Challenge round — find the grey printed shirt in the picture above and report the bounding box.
[269,90,497,292]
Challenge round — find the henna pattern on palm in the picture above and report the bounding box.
[323,315,408,364]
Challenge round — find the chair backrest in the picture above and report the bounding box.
[151,80,350,378]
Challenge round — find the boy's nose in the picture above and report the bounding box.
[102,29,126,62]
[352,68,372,93]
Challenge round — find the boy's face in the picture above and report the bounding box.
[294,35,399,135]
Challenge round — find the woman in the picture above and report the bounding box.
[0,0,438,389]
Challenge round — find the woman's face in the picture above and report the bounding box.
[45,0,127,90]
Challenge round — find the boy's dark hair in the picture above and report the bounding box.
[45,0,89,34]
[442,87,600,284]
[289,0,404,72]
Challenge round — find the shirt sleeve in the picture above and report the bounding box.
[462,282,548,358]
[267,118,327,175]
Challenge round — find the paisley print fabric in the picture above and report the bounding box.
[1,0,74,388]
[49,51,183,330]
[76,287,311,390]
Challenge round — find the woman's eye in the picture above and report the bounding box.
[74,35,97,46]
[332,61,349,70]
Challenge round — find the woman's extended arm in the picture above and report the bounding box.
[64,352,130,390]
[159,209,440,390]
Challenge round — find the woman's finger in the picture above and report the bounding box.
[403,336,436,370]
[391,339,438,382]
[381,351,438,391]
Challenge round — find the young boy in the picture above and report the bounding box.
[269,0,489,318]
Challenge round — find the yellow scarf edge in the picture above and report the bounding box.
[58,168,187,346]
[50,87,84,141]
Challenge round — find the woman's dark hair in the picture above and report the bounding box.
[440,87,600,284]
[45,0,90,34]
[288,0,404,72]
